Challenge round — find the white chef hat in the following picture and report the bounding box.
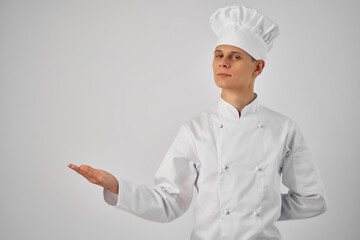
[209,5,280,61]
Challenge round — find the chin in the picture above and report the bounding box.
[215,81,231,89]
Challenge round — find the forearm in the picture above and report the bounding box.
[102,123,199,224]
[278,190,327,221]
[103,177,194,223]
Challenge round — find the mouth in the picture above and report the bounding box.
[217,73,232,77]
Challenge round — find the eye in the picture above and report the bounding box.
[232,55,241,60]
[215,54,223,58]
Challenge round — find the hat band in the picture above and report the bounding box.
[215,22,267,60]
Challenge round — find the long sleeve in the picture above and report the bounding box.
[103,123,200,223]
[278,121,328,221]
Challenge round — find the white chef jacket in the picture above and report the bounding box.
[103,92,327,240]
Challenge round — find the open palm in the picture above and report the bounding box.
[68,164,119,194]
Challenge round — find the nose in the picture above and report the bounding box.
[219,58,230,68]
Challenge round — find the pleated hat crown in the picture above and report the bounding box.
[209,5,280,61]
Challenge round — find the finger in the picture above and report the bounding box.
[70,164,90,175]
[68,163,79,171]
[79,165,99,178]
[68,164,81,173]
[68,164,82,174]
[85,167,99,178]
[69,164,100,184]
[79,166,101,182]
[68,164,92,179]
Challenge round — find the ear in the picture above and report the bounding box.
[255,60,265,75]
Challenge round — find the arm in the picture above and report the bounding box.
[103,123,200,223]
[278,121,328,221]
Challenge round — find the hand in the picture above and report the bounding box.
[67,164,119,194]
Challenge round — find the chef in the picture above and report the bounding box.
[68,4,327,240]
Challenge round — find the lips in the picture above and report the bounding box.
[217,73,232,76]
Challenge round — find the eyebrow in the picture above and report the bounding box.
[214,50,243,55]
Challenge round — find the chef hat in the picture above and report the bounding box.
[209,5,280,61]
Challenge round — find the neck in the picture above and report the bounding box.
[221,89,256,117]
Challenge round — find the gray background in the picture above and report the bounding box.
[1,0,359,239]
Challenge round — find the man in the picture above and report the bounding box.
[68,5,327,239]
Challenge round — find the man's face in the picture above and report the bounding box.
[212,44,260,91]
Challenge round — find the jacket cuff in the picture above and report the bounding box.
[103,187,118,206]
[103,179,121,206]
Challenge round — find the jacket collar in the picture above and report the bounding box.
[217,92,260,120]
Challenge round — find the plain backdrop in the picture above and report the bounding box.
[1,0,359,239]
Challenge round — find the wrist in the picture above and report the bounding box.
[114,183,119,195]
[109,182,119,195]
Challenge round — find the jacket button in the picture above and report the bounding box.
[223,164,228,170]
[220,123,223,128]
[253,211,261,217]
[257,123,263,128]
[224,209,230,215]
[255,166,262,171]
